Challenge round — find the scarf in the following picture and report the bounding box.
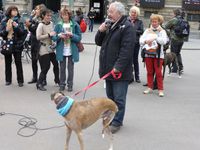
[56,96,74,117]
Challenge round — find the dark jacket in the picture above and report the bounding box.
[128,17,144,43]
[87,10,96,20]
[165,15,185,42]
[0,16,27,51]
[95,16,136,81]
[28,16,40,43]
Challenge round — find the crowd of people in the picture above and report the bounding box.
[0,2,189,134]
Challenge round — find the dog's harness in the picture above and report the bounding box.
[56,96,74,116]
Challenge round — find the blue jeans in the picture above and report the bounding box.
[105,80,129,127]
[89,19,94,32]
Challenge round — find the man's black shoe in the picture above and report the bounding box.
[129,79,134,84]
[5,82,11,86]
[110,125,121,134]
[28,79,37,84]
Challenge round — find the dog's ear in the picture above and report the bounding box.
[51,92,57,101]
[51,91,65,101]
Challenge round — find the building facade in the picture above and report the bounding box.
[2,0,200,28]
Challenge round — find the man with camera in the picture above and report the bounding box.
[95,1,136,133]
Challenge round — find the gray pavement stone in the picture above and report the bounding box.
[0,25,200,150]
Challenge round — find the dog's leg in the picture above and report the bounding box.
[75,130,84,150]
[65,124,72,150]
[162,65,166,79]
[105,127,113,150]
[102,110,115,138]
[102,111,115,150]
[168,64,171,76]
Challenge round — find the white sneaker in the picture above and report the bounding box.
[159,90,164,97]
[143,88,153,94]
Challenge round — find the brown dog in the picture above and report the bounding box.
[51,92,118,150]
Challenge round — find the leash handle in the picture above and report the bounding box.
[111,69,122,79]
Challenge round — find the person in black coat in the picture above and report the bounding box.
[25,4,46,84]
[128,6,144,83]
[95,1,136,134]
[0,6,27,87]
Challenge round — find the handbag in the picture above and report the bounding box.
[76,42,84,52]
[0,40,13,55]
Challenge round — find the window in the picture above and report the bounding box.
[187,14,200,22]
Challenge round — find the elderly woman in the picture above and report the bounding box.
[140,14,168,97]
[128,6,144,83]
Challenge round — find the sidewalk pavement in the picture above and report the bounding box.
[0,24,200,150]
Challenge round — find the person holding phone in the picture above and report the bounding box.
[52,7,81,92]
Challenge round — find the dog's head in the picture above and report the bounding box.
[51,91,65,105]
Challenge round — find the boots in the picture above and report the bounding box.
[36,83,46,91]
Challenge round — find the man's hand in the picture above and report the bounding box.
[98,23,108,32]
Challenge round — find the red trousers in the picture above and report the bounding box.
[145,57,164,90]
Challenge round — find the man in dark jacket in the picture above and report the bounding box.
[95,1,136,134]
[165,8,186,73]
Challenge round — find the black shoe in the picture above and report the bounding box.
[135,79,141,83]
[143,83,148,86]
[129,79,134,84]
[67,86,73,92]
[5,82,11,86]
[28,79,37,84]
[42,80,47,86]
[59,86,65,92]
[36,83,47,91]
[110,125,121,134]
[18,83,24,87]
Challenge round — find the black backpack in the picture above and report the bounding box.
[174,17,190,38]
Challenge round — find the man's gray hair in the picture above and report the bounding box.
[110,1,126,15]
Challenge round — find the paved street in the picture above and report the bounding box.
[0,25,200,150]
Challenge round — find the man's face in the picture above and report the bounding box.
[107,4,121,23]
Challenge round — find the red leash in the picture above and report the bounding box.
[71,69,122,97]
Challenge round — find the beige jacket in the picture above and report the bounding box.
[36,22,54,56]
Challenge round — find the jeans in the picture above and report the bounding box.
[59,56,74,88]
[89,19,94,32]
[105,80,129,126]
[170,39,184,72]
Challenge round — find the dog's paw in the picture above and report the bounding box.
[179,76,182,79]
[102,133,105,138]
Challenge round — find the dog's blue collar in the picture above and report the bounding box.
[57,96,74,117]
